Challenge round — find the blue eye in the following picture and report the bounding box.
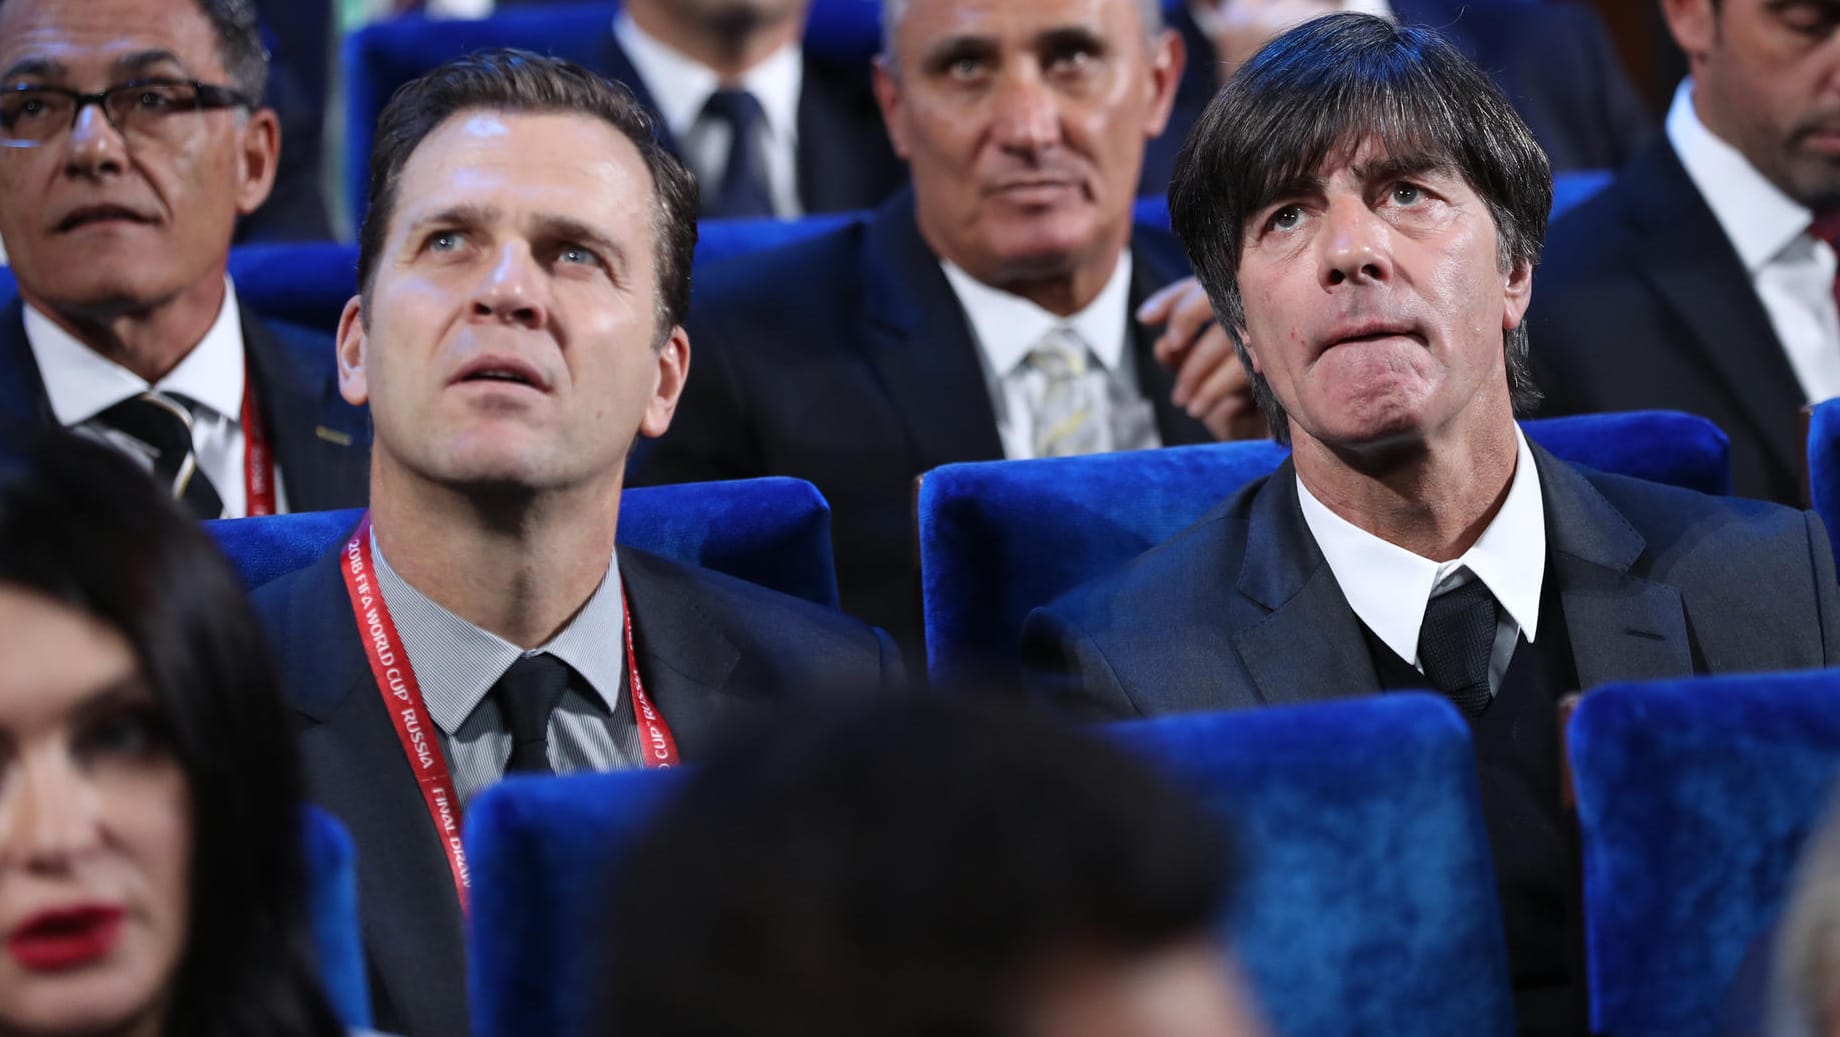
[1391,184,1424,205]
[427,231,462,252]
[560,245,599,266]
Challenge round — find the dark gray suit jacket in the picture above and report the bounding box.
[1022,443,1840,717]
[253,539,902,1037]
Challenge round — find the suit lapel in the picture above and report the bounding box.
[1127,229,1212,447]
[601,35,681,156]
[1533,444,1695,690]
[285,548,468,1037]
[1623,140,1806,482]
[1230,465,1383,706]
[0,300,51,429]
[619,549,773,759]
[858,190,1007,468]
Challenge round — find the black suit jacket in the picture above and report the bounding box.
[0,298,369,511]
[637,188,1213,652]
[253,538,903,1037]
[599,34,904,215]
[1022,443,1840,717]
[1144,0,1653,194]
[1527,135,1805,504]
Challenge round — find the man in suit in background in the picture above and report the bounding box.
[1528,0,1840,504]
[254,50,901,1037]
[1142,0,1653,194]
[600,0,903,216]
[0,0,368,515]
[640,0,1253,654]
[1023,16,1840,1035]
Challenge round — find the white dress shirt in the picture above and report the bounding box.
[1297,428,1547,696]
[23,278,287,517]
[614,11,805,218]
[1668,78,1840,404]
[1187,0,1395,48]
[371,530,641,807]
[941,254,1159,460]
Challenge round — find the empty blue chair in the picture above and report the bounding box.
[341,0,883,233]
[919,410,1732,685]
[1568,670,1840,1037]
[1807,397,1840,567]
[303,805,372,1028]
[464,692,1513,1037]
[694,211,862,267]
[206,476,841,606]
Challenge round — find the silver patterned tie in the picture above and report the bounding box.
[1024,327,1108,458]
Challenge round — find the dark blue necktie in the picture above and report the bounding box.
[1417,579,1499,719]
[700,88,776,219]
[491,653,573,774]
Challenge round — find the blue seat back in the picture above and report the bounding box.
[463,693,1512,1037]
[918,410,1732,685]
[303,805,372,1028]
[206,476,840,606]
[1568,670,1840,1037]
[341,0,882,232]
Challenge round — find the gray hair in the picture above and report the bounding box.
[879,0,1164,71]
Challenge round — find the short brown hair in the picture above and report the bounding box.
[356,49,699,337]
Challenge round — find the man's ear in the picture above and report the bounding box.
[1660,0,1716,68]
[335,295,371,407]
[1142,28,1186,139]
[872,55,911,160]
[1502,258,1534,333]
[638,324,691,439]
[234,107,282,216]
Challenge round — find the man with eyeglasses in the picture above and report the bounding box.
[0,0,369,518]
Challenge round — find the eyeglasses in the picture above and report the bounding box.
[0,78,253,148]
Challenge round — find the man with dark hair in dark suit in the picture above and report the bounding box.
[1141,0,1652,194]
[253,50,901,1037]
[639,0,1251,653]
[596,0,903,216]
[1023,15,1840,1036]
[0,0,368,515]
[1528,0,1840,505]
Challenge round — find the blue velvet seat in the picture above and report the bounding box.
[340,0,882,233]
[1567,669,1840,1037]
[303,805,372,1028]
[463,692,1514,1037]
[205,476,841,606]
[918,410,1732,685]
[1806,397,1840,567]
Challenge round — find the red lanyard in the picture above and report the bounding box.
[338,512,678,910]
[240,378,276,516]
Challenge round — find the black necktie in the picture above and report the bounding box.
[89,392,225,520]
[491,653,574,775]
[1416,579,1499,719]
[700,88,776,219]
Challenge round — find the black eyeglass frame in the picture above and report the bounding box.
[0,78,255,147]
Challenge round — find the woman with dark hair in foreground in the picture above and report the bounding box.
[0,432,348,1037]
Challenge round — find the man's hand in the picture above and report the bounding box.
[1138,278,1267,442]
[1191,0,1346,81]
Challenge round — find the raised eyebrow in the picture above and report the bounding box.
[1257,173,1327,212]
[405,203,499,238]
[1,57,65,82]
[1350,153,1455,187]
[1035,26,1109,56]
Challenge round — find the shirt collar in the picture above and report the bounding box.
[1296,427,1547,668]
[1187,0,1393,38]
[940,252,1134,377]
[370,528,627,736]
[1667,77,1813,275]
[613,10,803,146]
[24,277,245,425]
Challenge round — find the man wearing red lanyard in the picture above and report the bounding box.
[0,0,370,516]
[252,49,903,1037]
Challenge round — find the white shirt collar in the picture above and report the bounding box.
[23,278,246,425]
[612,10,803,147]
[1187,0,1394,38]
[1296,427,1547,667]
[940,253,1135,377]
[1667,77,1813,275]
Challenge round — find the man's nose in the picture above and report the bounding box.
[0,750,104,871]
[990,69,1060,154]
[1319,197,1394,288]
[62,102,129,178]
[471,242,549,329]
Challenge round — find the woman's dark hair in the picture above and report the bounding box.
[1168,13,1552,442]
[602,694,1236,1037]
[0,431,342,1037]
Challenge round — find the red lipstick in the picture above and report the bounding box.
[6,905,124,971]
